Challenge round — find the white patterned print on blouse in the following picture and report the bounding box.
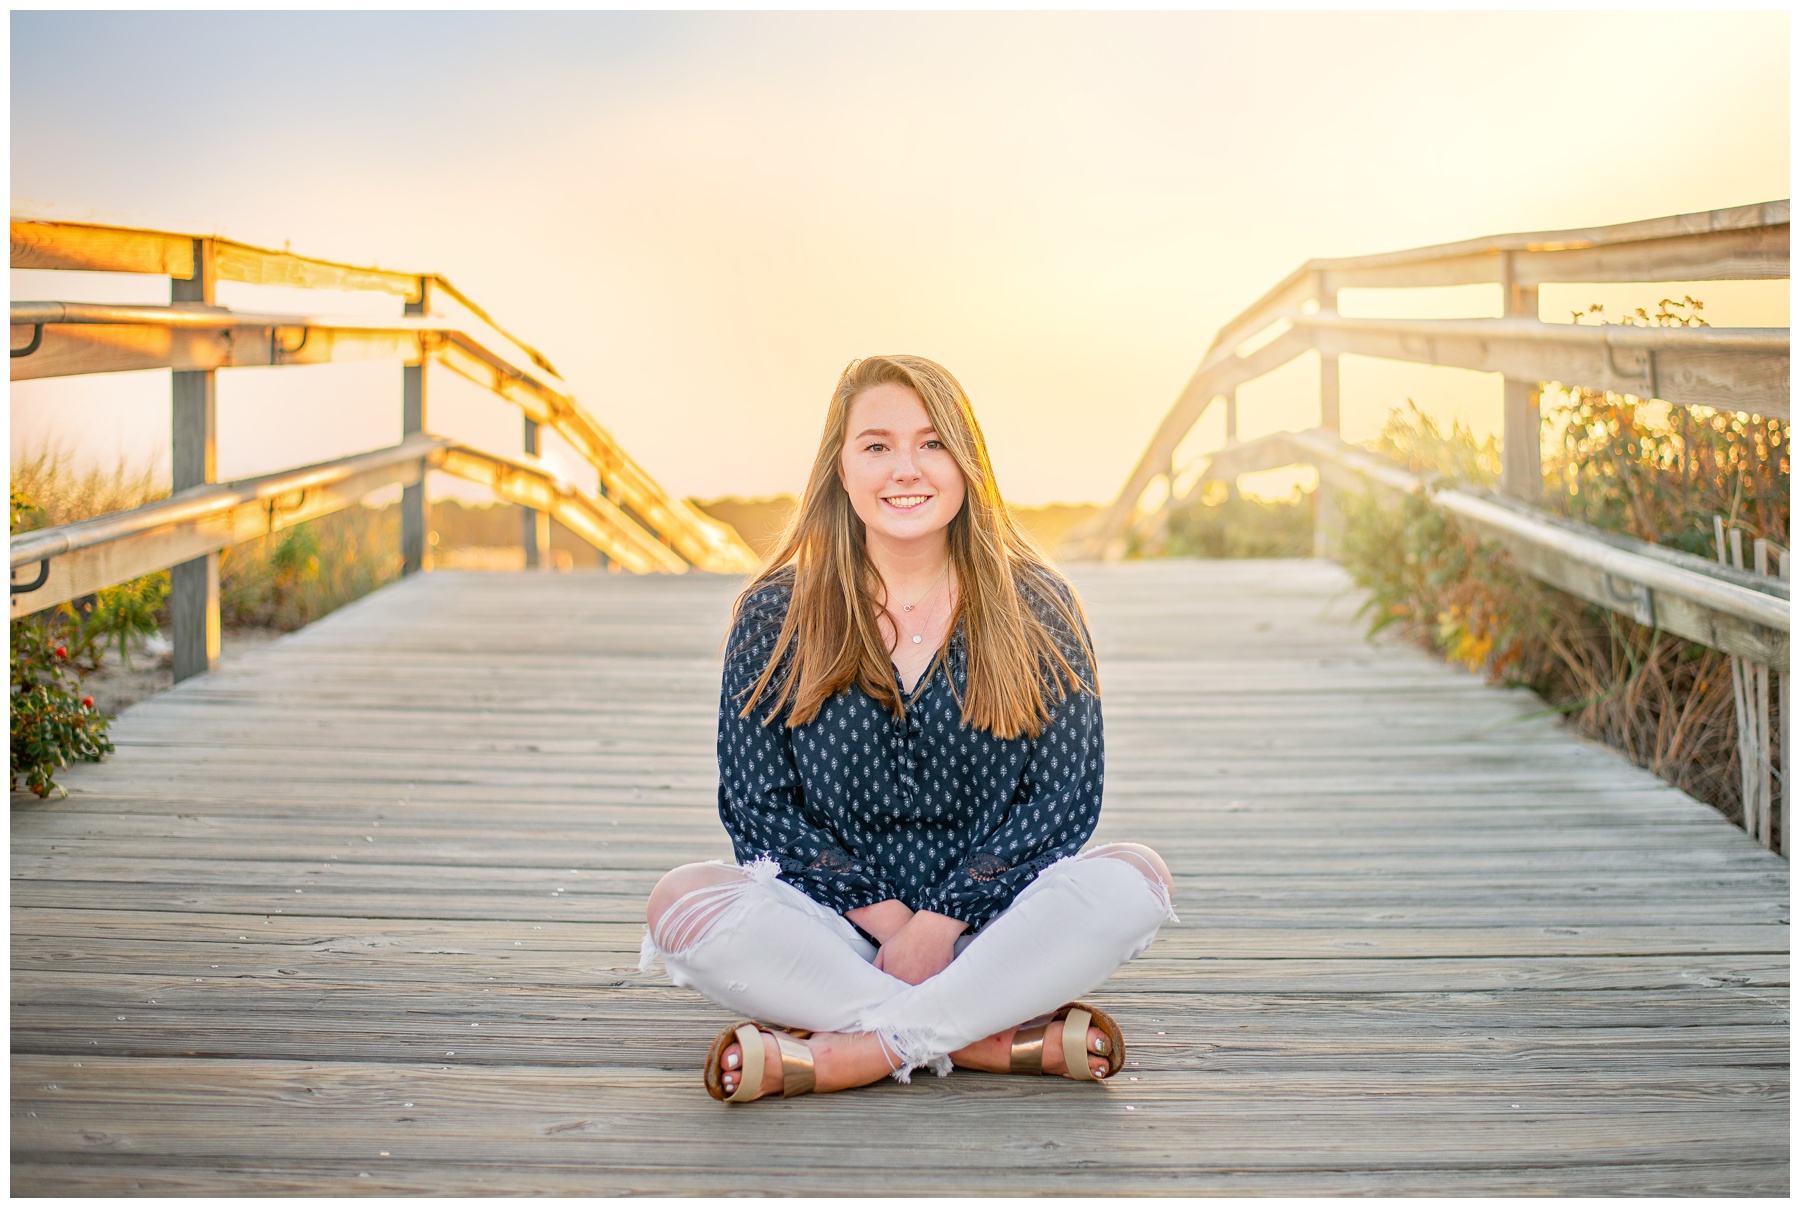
[714,568,1103,932]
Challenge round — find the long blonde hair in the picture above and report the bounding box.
[734,354,1095,739]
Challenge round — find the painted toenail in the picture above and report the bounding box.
[725,1053,739,1068]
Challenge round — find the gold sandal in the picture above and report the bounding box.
[703,1021,817,1103]
[1008,1002,1125,1081]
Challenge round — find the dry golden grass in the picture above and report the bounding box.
[1339,399,1785,835]
[11,443,165,531]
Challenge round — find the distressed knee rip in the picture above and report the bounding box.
[1075,844,1179,923]
[639,857,781,972]
[1082,845,1171,891]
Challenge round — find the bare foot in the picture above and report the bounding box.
[950,1019,1113,1078]
[717,1029,895,1100]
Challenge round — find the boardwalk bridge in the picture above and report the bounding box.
[10,204,1790,1194]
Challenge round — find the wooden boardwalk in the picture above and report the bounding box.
[11,560,1788,1195]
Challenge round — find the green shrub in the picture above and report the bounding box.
[10,612,114,798]
[10,488,115,798]
[1369,400,1503,489]
[66,573,171,672]
[1155,483,1314,558]
[1137,480,1313,559]
[220,507,402,631]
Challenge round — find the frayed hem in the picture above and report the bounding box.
[1142,872,1180,925]
[885,1055,954,1085]
[739,853,783,885]
[884,1051,954,1084]
[861,1024,954,1084]
[637,927,660,973]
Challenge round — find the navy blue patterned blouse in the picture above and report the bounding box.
[716,569,1104,932]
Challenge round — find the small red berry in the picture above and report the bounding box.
[54,645,67,658]
[82,697,94,709]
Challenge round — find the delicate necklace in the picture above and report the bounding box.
[889,562,951,645]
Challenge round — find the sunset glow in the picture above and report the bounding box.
[11,11,1789,508]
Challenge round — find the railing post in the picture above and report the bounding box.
[1500,254,1543,500]
[1318,356,1340,433]
[1500,249,1539,324]
[1315,350,1342,559]
[1500,380,1543,499]
[1311,268,1338,319]
[1222,390,1240,501]
[401,277,431,575]
[522,417,551,571]
[1781,549,1790,857]
[1751,538,1774,849]
[171,238,219,683]
[1716,517,1777,849]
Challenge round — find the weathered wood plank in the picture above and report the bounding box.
[10,220,195,276]
[11,1157,1788,1198]
[10,561,1787,1195]
[10,1056,1787,1198]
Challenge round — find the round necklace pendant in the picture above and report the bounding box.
[902,604,914,612]
[911,634,923,644]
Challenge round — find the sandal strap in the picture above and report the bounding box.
[726,1023,764,1103]
[1011,1003,1117,1079]
[1009,1013,1053,1074]
[774,1030,816,1097]
[1061,1007,1099,1081]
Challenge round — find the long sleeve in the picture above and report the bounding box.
[913,594,1104,930]
[716,581,901,914]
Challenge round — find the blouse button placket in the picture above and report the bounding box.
[900,701,921,802]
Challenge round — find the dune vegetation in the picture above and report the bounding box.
[1335,393,1786,830]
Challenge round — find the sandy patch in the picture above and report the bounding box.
[79,628,289,719]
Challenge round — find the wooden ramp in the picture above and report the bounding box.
[11,561,1788,1195]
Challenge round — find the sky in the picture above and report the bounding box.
[10,10,1791,509]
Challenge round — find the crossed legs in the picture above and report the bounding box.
[642,843,1174,1100]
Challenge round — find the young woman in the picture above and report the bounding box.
[640,354,1175,1102]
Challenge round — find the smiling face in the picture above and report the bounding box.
[838,380,968,553]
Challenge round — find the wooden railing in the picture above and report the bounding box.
[1071,200,1789,852]
[1072,200,1789,558]
[10,214,759,679]
[1203,428,1788,664]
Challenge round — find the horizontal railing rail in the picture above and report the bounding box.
[1205,199,1790,368]
[10,210,564,375]
[435,444,689,576]
[9,436,447,617]
[1202,429,1788,666]
[8,433,692,617]
[1074,201,1790,560]
[7,296,753,574]
[1292,313,1788,416]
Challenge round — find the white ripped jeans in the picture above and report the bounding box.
[639,844,1177,1080]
